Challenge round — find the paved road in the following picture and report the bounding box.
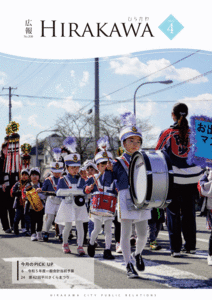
[0,213,211,294]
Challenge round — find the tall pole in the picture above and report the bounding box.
[2,86,17,122]
[94,58,99,148]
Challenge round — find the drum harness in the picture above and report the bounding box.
[116,156,138,211]
[63,175,86,206]
[46,176,61,204]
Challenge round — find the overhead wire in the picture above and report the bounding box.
[99,49,201,100]
[100,67,212,106]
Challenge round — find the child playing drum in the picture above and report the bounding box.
[55,137,89,255]
[37,149,64,242]
[84,147,117,260]
[112,112,151,278]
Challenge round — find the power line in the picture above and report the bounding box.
[99,50,200,100]
[100,67,212,107]
[15,60,52,88]
[13,94,94,101]
[100,98,212,106]
[136,68,211,101]
[7,59,36,87]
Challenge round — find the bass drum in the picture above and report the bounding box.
[129,150,173,209]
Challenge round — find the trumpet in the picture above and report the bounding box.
[26,187,44,212]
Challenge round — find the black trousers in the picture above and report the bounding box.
[0,188,15,230]
[30,209,44,234]
[166,184,197,252]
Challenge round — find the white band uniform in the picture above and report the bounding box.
[117,188,151,222]
[45,195,62,215]
[55,177,89,225]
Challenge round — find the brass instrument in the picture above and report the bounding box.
[26,187,44,212]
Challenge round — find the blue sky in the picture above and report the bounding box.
[1,48,212,148]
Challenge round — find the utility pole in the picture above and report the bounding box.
[94,58,99,148]
[2,87,17,122]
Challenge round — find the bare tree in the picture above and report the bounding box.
[100,114,156,153]
[54,112,95,160]
[53,112,157,161]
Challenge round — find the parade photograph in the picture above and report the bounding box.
[0,0,212,298]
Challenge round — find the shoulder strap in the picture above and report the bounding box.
[116,156,129,175]
[63,175,72,189]
[47,175,57,191]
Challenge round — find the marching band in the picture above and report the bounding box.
[0,105,212,281]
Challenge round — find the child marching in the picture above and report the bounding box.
[112,112,151,278]
[84,136,117,259]
[37,148,64,242]
[11,168,31,235]
[24,167,45,241]
[55,137,89,255]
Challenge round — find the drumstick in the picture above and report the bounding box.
[101,146,113,172]
[91,173,102,189]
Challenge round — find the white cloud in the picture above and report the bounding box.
[178,93,212,118]
[79,71,89,87]
[70,70,75,77]
[20,133,35,145]
[102,93,111,101]
[48,96,81,113]
[13,115,23,121]
[116,105,133,115]
[0,71,7,85]
[0,96,23,108]
[56,83,64,93]
[136,99,156,119]
[26,100,36,106]
[28,114,44,129]
[110,56,208,84]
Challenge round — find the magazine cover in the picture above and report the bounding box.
[0,0,212,298]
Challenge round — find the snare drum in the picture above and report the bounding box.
[91,192,117,217]
[129,150,173,209]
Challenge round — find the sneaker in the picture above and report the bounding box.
[131,252,145,271]
[126,262,139,279]
[25,231,31,236]
[150,241,162,250]
[5,228,12,234]
[21,228,27,233]
[87,243,95,257]
[181,247,196,254]
[171,252,181,257]
[62,243,71,253]
[116,242,122,253]
[207,255,212,266]
[103,249,115,260]
[37,231,43,241]
[31,233,37,241]
[58,234,63,243]
[77,246,86,256]
[43,232,49,242]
